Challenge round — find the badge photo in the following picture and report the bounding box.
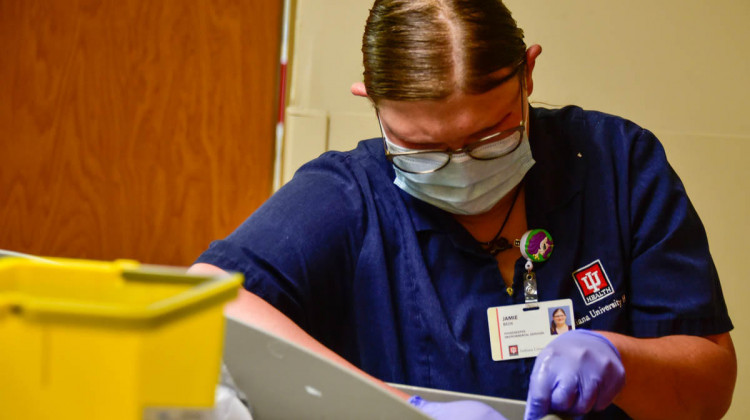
[548,306,573,335]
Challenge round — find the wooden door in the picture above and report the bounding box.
[0,0,281,265]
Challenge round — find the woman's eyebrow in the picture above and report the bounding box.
[388,112,511,146]
[471,113,511,139]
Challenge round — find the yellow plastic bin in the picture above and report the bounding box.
[0,257,242,420]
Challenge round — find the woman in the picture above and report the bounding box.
[192,1,736,419]
[550,308,571,335]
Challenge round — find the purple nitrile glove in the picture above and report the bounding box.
[409,395,508,420]
[524,329,625,420]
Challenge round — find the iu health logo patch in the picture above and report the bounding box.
[573,260,614,305]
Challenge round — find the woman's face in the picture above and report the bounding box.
[553,309,567,326]
[376,68,528,153]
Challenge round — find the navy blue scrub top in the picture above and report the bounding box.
[196,106,733,419]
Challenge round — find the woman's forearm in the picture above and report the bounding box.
[600,331,736,420]
[188,264,412,401]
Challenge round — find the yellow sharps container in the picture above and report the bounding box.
[0,257,242,419]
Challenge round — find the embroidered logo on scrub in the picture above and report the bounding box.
[572,259,614,305]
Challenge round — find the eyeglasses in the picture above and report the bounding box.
[378,76,527,175]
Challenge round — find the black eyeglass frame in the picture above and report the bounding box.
[377,66,528,175]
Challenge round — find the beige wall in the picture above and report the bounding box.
[285,1,750,417]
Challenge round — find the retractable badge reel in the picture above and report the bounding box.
[515,229,554,306]
[487,229,572,361]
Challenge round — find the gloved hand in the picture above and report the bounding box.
[524,329,625,420]
[409,395,508,420]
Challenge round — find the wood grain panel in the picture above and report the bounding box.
[0,0,281,265]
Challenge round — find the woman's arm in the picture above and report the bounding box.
[602,331,736,420]
[189,263,412,401]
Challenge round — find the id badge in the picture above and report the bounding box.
[487,299,574,361]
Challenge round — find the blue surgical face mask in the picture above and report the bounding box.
[386,132,535,215]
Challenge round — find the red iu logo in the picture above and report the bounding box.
[509,345,519,356]
[573,260,614,305]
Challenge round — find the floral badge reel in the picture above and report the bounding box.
[516,229,554,304]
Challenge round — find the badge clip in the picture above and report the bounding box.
[515,229,554,307]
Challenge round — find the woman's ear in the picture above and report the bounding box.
[350,82,368,97]
[524,44,542,96]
